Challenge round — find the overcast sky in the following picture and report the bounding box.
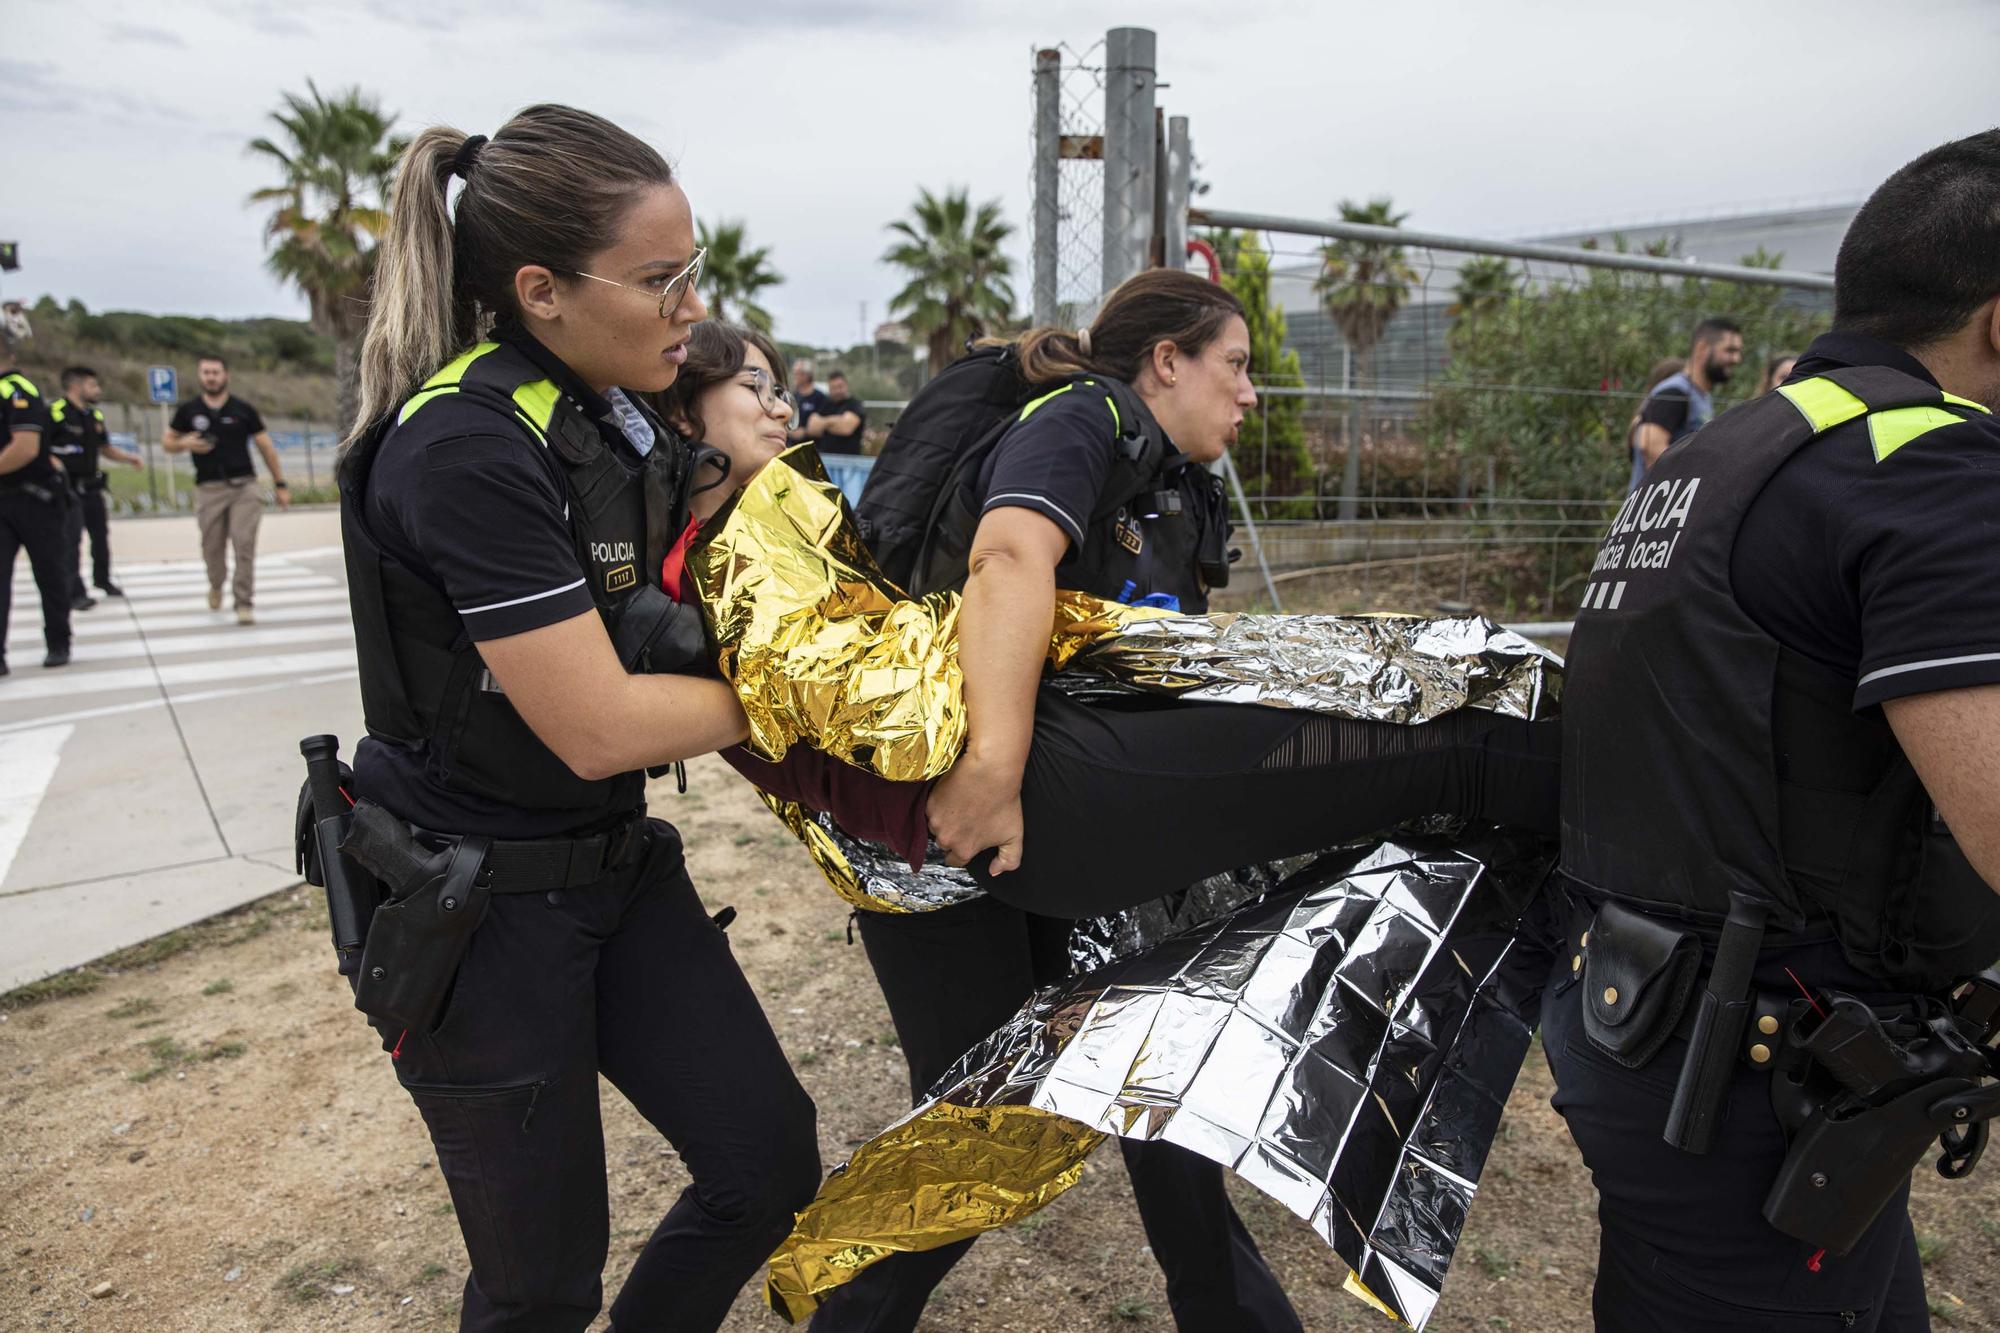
[5,0,1995,349]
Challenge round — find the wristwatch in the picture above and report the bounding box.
[273,480,290,489]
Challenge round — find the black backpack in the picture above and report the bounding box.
[856,343,1165,595]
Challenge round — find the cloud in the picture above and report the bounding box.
[106,22,187,47]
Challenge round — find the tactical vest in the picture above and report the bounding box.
[1561,364,2000,992]
[0,371,51,491]
[915,380,1231,614]
[48,398,107,479]
[342,340,697,812]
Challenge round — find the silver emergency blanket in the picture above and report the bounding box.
[768,828,1557,1327]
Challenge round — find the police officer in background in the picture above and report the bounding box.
[1550,129,2000,1330]
[0,320,74,674]
[49,365,142,604]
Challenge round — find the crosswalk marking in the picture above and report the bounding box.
[0,669,357,735]
[0,648,361,704]
[9,603,352,641]
[8,621,354,664]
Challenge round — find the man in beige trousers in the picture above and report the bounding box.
[163,356,289,623]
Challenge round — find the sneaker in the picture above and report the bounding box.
[235,606,255,626]
[71,592,97,612]
[43,648,71,668]
[0,660,10,678]
[97,582,125,598]
[208,587,223,611]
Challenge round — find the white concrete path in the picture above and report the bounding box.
[2,509,360,991]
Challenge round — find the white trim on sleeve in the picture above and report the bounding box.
[457,576,588,616]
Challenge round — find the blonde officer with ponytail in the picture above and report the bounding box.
[334,106,818,1333]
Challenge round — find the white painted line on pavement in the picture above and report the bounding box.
[12,621,356,664]
[118,575,336,600]
[10,603,351,641]
[121,587,350,615]
[0,648,361,704]
[0,670,357,734]
[0,725,72,887]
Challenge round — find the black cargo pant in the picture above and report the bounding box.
[0,484,73,660]
[811,896,1304,1333]
[378,820,821,1333]
[65,479,111,597]
[1541,938,1932,1332]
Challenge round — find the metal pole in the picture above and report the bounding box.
[1189,208,1836,291]
[1032,47,1061,326]
[1222,452,1283,612]
[1100,26,1157,293]
[1163,115,1190,273]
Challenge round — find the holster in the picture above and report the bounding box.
[343,801,492,1032]
[293,763,379,977]
[1581,900,1702,1069]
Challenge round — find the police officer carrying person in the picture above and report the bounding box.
[1550,129,2000,1331]
[49,365,142,604]
[0,315,75,675]
[329,105,818,1332]
[820,270,1311,1333]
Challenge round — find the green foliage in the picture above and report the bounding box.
[884,187,1015,380]
[1210,229,1313,516]
[1315,198,1418,365]
[1421,251,1830,502]
[247,81,403,433]
[697,219,783,332]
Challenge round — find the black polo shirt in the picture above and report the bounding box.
[48,397,109,481]
[1,370,54,482]
[353,325,648,835]
[1732,331,2000,708]
[169,394,265,481]
[815,394,867,455]
[974,381,1122,558]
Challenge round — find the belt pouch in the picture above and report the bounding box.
[1583,901,1703,1069]
[353,835,492,1031]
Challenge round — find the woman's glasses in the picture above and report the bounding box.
[743,367,796,417]
[568,247,707,320]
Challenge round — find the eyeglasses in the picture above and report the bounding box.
[568,247,707,319]
[742,367,796,417]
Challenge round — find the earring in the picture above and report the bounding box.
[1169,375,1178,386]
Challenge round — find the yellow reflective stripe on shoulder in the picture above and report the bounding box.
[396,342,507,426]
[48,399,66,422]
[1019,382,1076,421]
[1776,376,1869,434]
[1104,391,1121,434]
[1868,405,1975,462]
[510,380,560,437]
[1942,391,1992,415]
[0,372,39,398]
[91,408,105,422]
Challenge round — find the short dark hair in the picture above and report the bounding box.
[827,369,848,380]
[197,353,228,369]
[60,365,98,389]
[1690,317,1741,349]
[1835,129,2000,349]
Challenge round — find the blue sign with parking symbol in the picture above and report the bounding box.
[147,366,177,404]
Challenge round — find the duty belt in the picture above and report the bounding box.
[406,808,652,892]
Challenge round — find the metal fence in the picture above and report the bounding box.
[92,403,341,514]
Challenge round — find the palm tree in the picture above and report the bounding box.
[1453,255,1518,317]
[883,188,1015,378]
[248,82,402,436]
[697,219,782,331]
[1315,198,1418,521]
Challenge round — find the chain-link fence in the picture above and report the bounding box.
[1028,40,1108,327]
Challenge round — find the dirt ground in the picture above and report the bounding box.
[2,755,1994,1332]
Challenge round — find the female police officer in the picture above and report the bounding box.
[336,106,818,1333]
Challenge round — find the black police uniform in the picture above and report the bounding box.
[48,396,117,598]
[341,325,819,1333]
[814,392,867,455]
[815,382,1309,1333]
[1547,331,2000,1331]
[0,370,73,670]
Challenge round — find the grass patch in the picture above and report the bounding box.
[1473,1245,1515,1280]
[434,1202,455,1216]
[103,929,197,969]
[416,1262,448,1284]
[203,1041,247,1061]
[202,978,235,996]
[796,1050,819,1067]
[130,1035,245,1081]
[1916,1233,1950,1267]
[1012,1212,1051,1236]
[1111,1297,1155,1321]
[2,968,103,1010]
[107,996,160,1020]
[733,831,761,847]
[278,1257,364,1303]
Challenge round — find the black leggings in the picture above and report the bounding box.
[971,690,1563,918]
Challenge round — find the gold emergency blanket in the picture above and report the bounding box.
[687,447,1558,787]
[767,829,1557,1328]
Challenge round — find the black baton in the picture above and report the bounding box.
[300,734,371,975]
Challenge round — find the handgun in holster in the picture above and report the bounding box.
[295,735,378,978]
[337,800,493,1034]
[1761,976,2000,1255]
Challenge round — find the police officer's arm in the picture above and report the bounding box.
[474,610,751,780]
[1635,422,1671,469]
[102,441,143,467]
[1884,684,2000,891]
[0,428,38,475]
[925,506,1070,873]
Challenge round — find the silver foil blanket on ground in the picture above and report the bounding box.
[767,829,1559,1327]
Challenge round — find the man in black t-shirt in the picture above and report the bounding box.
[787,357,827,444]
[164,354,289,623]
[803,369,866,454]
[49,365,141,602]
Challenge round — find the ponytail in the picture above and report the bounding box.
[347,127,470,449]
[343,104,676,455]
[1008,268,1245,390]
